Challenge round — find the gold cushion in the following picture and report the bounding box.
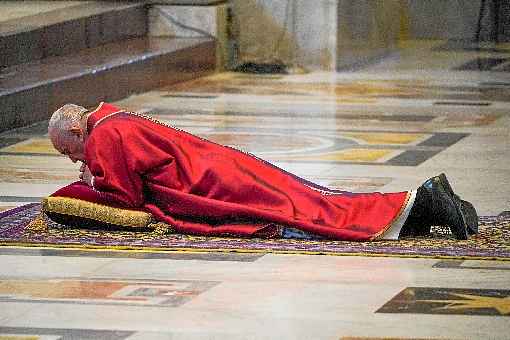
[42,196,153,228]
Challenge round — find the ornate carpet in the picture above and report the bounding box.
[1,203,509,260]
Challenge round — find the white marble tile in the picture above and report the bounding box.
[0,254,116,278]
[0,183,66,198]
[0,302,32,325]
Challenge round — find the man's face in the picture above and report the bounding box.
[50,130,85,163]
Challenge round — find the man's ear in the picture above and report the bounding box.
[68,124,83,137]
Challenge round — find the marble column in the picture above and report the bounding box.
[148,3,229,70]
[231,0,338,71]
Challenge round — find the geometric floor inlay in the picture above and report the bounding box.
[0,278,219,307]
[433,260,510,271]
[0,129,469,166]
[0,327,134,340]
[377,287,510,316]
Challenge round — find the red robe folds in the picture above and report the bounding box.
[55,102,410,241]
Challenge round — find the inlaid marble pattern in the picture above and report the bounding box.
[0,124,466,166]
[159,72,510,102]
[377,287,510,316]
[0,278,219,307]
[433,260,510,271]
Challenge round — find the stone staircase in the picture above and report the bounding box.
[0,1,217,132]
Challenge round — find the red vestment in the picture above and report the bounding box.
[53,102,410,241]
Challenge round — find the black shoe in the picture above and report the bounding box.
[433,174,478,235]
[420,174,469,240]
[459,199,478,235]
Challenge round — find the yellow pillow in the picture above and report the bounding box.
[42,196,154,229]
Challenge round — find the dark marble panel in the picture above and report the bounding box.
[1,86,51,131]
[418,133,468,147]
[156,41,216,86]
[0,151,54,157]
[386,150,442,166]
[102,41,215,103]
[433,260,510,271]
[454,58,509,71]
[0,327,133,340]
[0,37,215,132]
[377,287,510,316]
[0,3,147,68]
[49,72,107,111]
[0,3,143,36]
[0,93,16,131]
[84,14,101,49]
[434,101,491,106]
[102,64,136,102]
[41,19,87,59]
[97,6,147,46]
[101,9,123,45]
[0,137,26,148]
[480,81,510,87]
[0,29,43,67]
[432,260,464,268]
[114,5,148,40]
[0,37,214,95]
[0,247,265,261]
[1,120,50,137]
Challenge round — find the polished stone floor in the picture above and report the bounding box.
[1,40,510,339]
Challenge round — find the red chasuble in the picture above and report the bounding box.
[56,102,410,241]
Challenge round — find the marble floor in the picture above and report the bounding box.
[1,39,510,339]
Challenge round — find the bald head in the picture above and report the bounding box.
[48,104,89,163]
[48,104,88,133]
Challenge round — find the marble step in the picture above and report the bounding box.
[0,36,215,132]
[0,2,147,68]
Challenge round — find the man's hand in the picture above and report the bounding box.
[79,162,93,186]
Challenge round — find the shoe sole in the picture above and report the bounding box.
[435,174,469,240]
[437,173,478,235]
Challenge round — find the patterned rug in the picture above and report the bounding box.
[1,204,509,260]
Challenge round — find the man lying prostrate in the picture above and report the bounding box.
[47,103,478,241]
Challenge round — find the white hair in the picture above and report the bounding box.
[48,104,88,136]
